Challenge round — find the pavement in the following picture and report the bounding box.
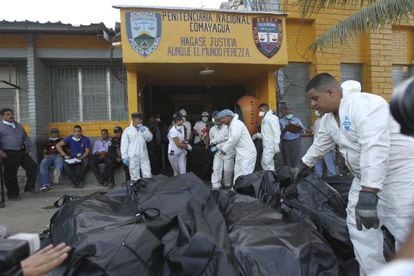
[0,172,116,236]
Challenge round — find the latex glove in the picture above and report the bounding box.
[122,158,129,166]
[289,161,308,184]
[187,144,192,152]
[139,126,147,133]
[355,191,380,231]
[210,145,218,153]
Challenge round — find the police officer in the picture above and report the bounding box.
[105,126,130,187]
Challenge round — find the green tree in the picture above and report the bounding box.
[298,0,414,51]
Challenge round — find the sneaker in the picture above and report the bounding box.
[40,185,52,192]
[53,169,61,184]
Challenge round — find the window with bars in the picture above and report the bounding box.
[392,65,414,88]
[50,66,128,122]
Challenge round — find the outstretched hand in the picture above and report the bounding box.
[21,243,71,276]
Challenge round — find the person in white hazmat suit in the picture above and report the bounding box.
[252,103,281,170]
[218,109,257,184]
[178,108,191,142]
[121,112,153,181]
[167,113,192,176]
[291,73,414,275]
[209,110,235,189]
[193,111,209,144]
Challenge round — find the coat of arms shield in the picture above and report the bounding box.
[252,17,283,58]
[126,11,162,57]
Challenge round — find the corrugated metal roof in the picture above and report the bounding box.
[0,20,115,35]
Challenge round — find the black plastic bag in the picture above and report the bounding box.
[216,190,339,276]
[50,173,238,276]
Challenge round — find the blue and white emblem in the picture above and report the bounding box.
[343,116,352,131]
[126,11,162,57]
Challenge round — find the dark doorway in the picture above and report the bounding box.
[143,85,245,122]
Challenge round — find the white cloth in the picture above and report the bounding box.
[183,121,191,141]
[260,110,281,170]
[302,81,414,275]
[220,114,257,183]
[210,125,235,188]
[167,126,187,175]
[193,121,207,144]
[121,122,153,181]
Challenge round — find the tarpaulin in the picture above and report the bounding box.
[215,190,339,276]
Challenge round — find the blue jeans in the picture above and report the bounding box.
[39,154,63,187]
[314,150,336,177]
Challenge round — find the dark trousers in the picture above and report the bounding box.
[281,139,302,167]
[89,155,110,183]
[3,150,37,198]
[63,158,89,185]
[105,156,130,184]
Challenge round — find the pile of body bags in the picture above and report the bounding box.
[48,170,394,276]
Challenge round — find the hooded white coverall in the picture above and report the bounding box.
[260,110,281,170]
[121,122,153,181]
[210,125,235,189]
[221,114,257,183]
[302,81,414,275]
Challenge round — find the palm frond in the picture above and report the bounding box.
[309,0,414,51]
[298,0,377,16]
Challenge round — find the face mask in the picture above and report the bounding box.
[155,118,161,122]
[286,114,294,120]
[202,117,208,123]
[49,137,59,141]
[258,111,265,117]
[315,110,320,117]
[136,123,142,128]
[72,136,81,142]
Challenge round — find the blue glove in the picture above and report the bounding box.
[210,145,218,153]
[139,126,146,133]
[122,158,129,166]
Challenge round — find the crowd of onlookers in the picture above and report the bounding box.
[0,103,340,201]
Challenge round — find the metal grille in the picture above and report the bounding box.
[50,67,80,122]
[341,64,363,84]
[110,67,128,121]
[17,66,28,123]
[82,67,108,121]
[0,88,17,114]
[392,65,414,88]
[50,66,127,122]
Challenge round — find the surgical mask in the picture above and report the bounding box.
[202,117,208,123]
[258,111,265,117]
[155,118,161,122]
[315,110,320,117]
[72,136,81,142]
[212,118,215,123]
[286,114,294,120]
[136,123,142,128]
[49,137,59,141]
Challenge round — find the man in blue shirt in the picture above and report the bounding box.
[279,107,305,167]
[56,125,91,188]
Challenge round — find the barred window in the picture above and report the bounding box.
[392,65,414,88]
[50,66,127,122]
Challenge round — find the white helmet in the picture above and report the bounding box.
[179,109,187,117]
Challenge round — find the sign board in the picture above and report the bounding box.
[119,7,288,65]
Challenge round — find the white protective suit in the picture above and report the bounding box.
[193,121,207,144]
[121,122,153,181]
[260,110,281,170]
[302,81,414,275]
[210,125,235,189]
[183,121,191,141]
[221,114,257,183]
